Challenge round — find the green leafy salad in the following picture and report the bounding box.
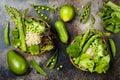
[67,30,110,74]
[66,16,110,74]
[5,6,54,55]
[99,1,120,33]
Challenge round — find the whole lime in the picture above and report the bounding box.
[60,4,75,22]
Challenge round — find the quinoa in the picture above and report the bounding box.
[25,31,41,46]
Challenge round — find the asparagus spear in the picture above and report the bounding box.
[5,6,27,52]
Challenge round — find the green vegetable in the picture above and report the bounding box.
[28,44,40,55]
[91,29,111,37]
[25,18,46,35]
[22,8,29,32]
[30,58,47,76]
[73,57,80,65]
[60,4,75,22]
[11,29,20,48]
[54,21,68,44]
[32,4,54,21]
[67,15,95,57]
[80,3,91,24]
[7,50,29,75]
[25,17,54,55]
[57,65,63,70]
[5,6,27,52]
[46,49,58,69]
[78,54,94,72]
[81,34,100,54]
[109,39,116,57]
[12,39,21,48]
[41,44,54,53]
[22,8,29,22]
[95,55,110,74]
[77,37,110,73]
[66,17,110,73]
[99,1,120,33]
[79,15,95,52]
[66,35,82,57]
[4,22,10,46]
[11,29,19,39]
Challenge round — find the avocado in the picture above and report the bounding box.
[7,50,29,75]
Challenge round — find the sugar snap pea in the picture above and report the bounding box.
[80,3,91,24]
[4,22,10,46]
[79,15,95,54]
[109,39,116,57]
[30,58,47,76]
[46,49,58,69]
[81,34,100,54]
[32,4,54,21]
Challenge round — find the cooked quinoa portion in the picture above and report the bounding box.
[25,31,41,46]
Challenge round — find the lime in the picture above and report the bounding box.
[60,5,75,22]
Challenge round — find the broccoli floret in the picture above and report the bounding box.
[28,44,40,55]
[12,29,19,39]
[12,39,21,48]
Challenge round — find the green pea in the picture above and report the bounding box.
[34,7,38,11]
[59,65,63,68]
[57,67,60,70]
[46,49,58,69]
[82,35,100,54]
[40,14,44,17]
[41,6,45,10]
[46,8,50,11]
[44,16,48,19]
[80,4,90,24]
[52,59,55,61]
[38,6,41,8]
[37,10,40,13]
[57,65,63,70]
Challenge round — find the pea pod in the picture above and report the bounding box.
[46,49,58,69]
[81,34,100,54]
[80,3,91,24]
[109,39,116,57]
[54,21,68,44]
[4,22,10,46]
[30,58,47,76]
[32,4,54,21]
[79,15,95,53]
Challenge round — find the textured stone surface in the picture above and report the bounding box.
[0,0,120,80]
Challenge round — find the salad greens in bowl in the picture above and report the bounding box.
[5,6,54,55]
[66,16,111,74]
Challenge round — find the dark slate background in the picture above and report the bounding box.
[0,0,120,80]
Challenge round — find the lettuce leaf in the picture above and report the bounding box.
[95,55,110,73]
[99,1,120,33]
[66,35,82,57]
